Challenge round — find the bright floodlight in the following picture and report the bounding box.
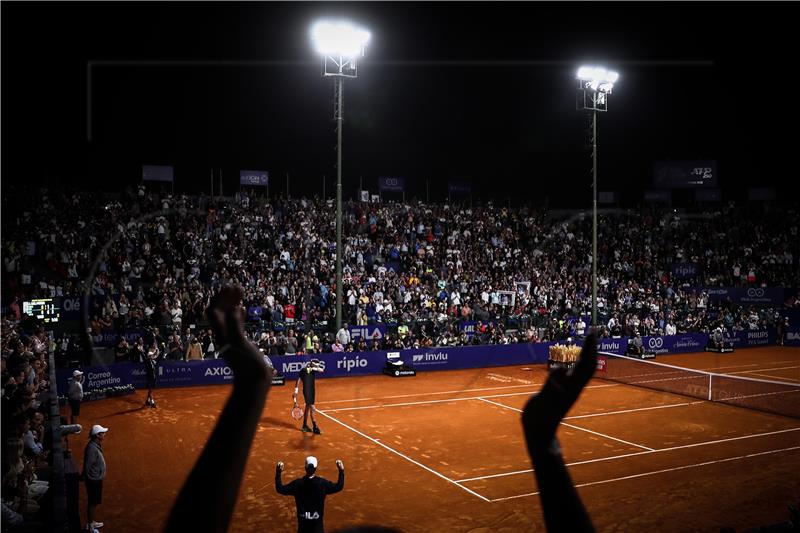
[311,21,370,58]
[577,65,618,93]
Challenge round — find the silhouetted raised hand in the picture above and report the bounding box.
[167,286,272,533]
[522,331,598,533]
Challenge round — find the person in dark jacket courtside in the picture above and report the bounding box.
[276,456,344,533]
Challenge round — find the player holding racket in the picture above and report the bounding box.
[293,358,323,434]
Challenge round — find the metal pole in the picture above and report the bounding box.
[210,168,214,198]
[592,109,598,328]
[336,76,344,332]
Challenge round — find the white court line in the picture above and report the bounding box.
[316,383,544,405]
[322,383,618,413]
[472,397,701,421]
[697,360,799,373]
[725,364,800,376]
[743,372,800,383]
[476,398,655,451]
[315,409,490,503]
[455,426,800,483]
[560,423,654,451]
[488,445,800,502]
[565,401,705,420]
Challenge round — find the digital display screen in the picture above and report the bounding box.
[653,160,717,188]
[22,298,60,323]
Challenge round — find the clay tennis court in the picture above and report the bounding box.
[67,346,800,532]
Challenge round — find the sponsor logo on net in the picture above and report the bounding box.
[411,352,449,365]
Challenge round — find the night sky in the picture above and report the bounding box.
[2,2,797,206]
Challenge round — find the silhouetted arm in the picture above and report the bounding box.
[167,287,272,533]
[522,332,598,533]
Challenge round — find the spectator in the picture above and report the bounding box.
[68,370,84,425]
[82,425,108,532]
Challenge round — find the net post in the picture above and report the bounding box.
[708,374,712,401]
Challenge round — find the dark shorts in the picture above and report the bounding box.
[70,399,81,416]
[303,390,316,405]
[85,479,103,506]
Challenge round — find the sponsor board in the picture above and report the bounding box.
[785,329,800,346]
[57,331,778,398]
[596,339,625,354]
[410,352,449,366]
[703,287,785,306]
[726,329,774,348]
[349,325,386,342]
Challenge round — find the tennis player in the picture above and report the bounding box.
[275,457,344,533]
[293,358,323,434]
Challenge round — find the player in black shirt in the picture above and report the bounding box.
[293,359,324,434]
[276,456,344,533]
[144,345,159,408]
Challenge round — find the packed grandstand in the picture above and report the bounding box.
[2,184,798,367]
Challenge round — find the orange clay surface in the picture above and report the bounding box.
[66,347,800,532]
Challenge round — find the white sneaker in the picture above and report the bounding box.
[91,522,104,529]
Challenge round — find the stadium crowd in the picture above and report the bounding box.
[2,185,798,364]
[1,320,54,531]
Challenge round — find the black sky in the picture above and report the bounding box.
[2,2,798,206]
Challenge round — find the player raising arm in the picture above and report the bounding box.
[293,358,324,434]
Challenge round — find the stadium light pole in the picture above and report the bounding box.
[576,66,618,328]
[311,20,370,332]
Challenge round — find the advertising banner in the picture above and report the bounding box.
[58,296,87,322]
[704,288,784,305]
[58,331,778,399]
[90,329,146,348]
[240,170,269,187]
[448,182,472,195]
[56,364,135,402]
[142,165,174,182]
[670,263,700,279]
[726,329,775,349]
[653,160,716,188]
[695,188,721,203]
[640,333,707,355]
[348,324,387,343]
[644,189,671,203]
[378,177,404,192]
[785,328,800,347]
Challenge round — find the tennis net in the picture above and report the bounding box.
[598,353,800,419]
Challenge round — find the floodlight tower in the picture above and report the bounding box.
[311,21,370,332]
[576,66,618,328]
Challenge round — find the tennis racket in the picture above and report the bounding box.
[291,403,303,421]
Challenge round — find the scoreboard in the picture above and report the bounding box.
[653,160,717,188]
[22,298,60,324]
